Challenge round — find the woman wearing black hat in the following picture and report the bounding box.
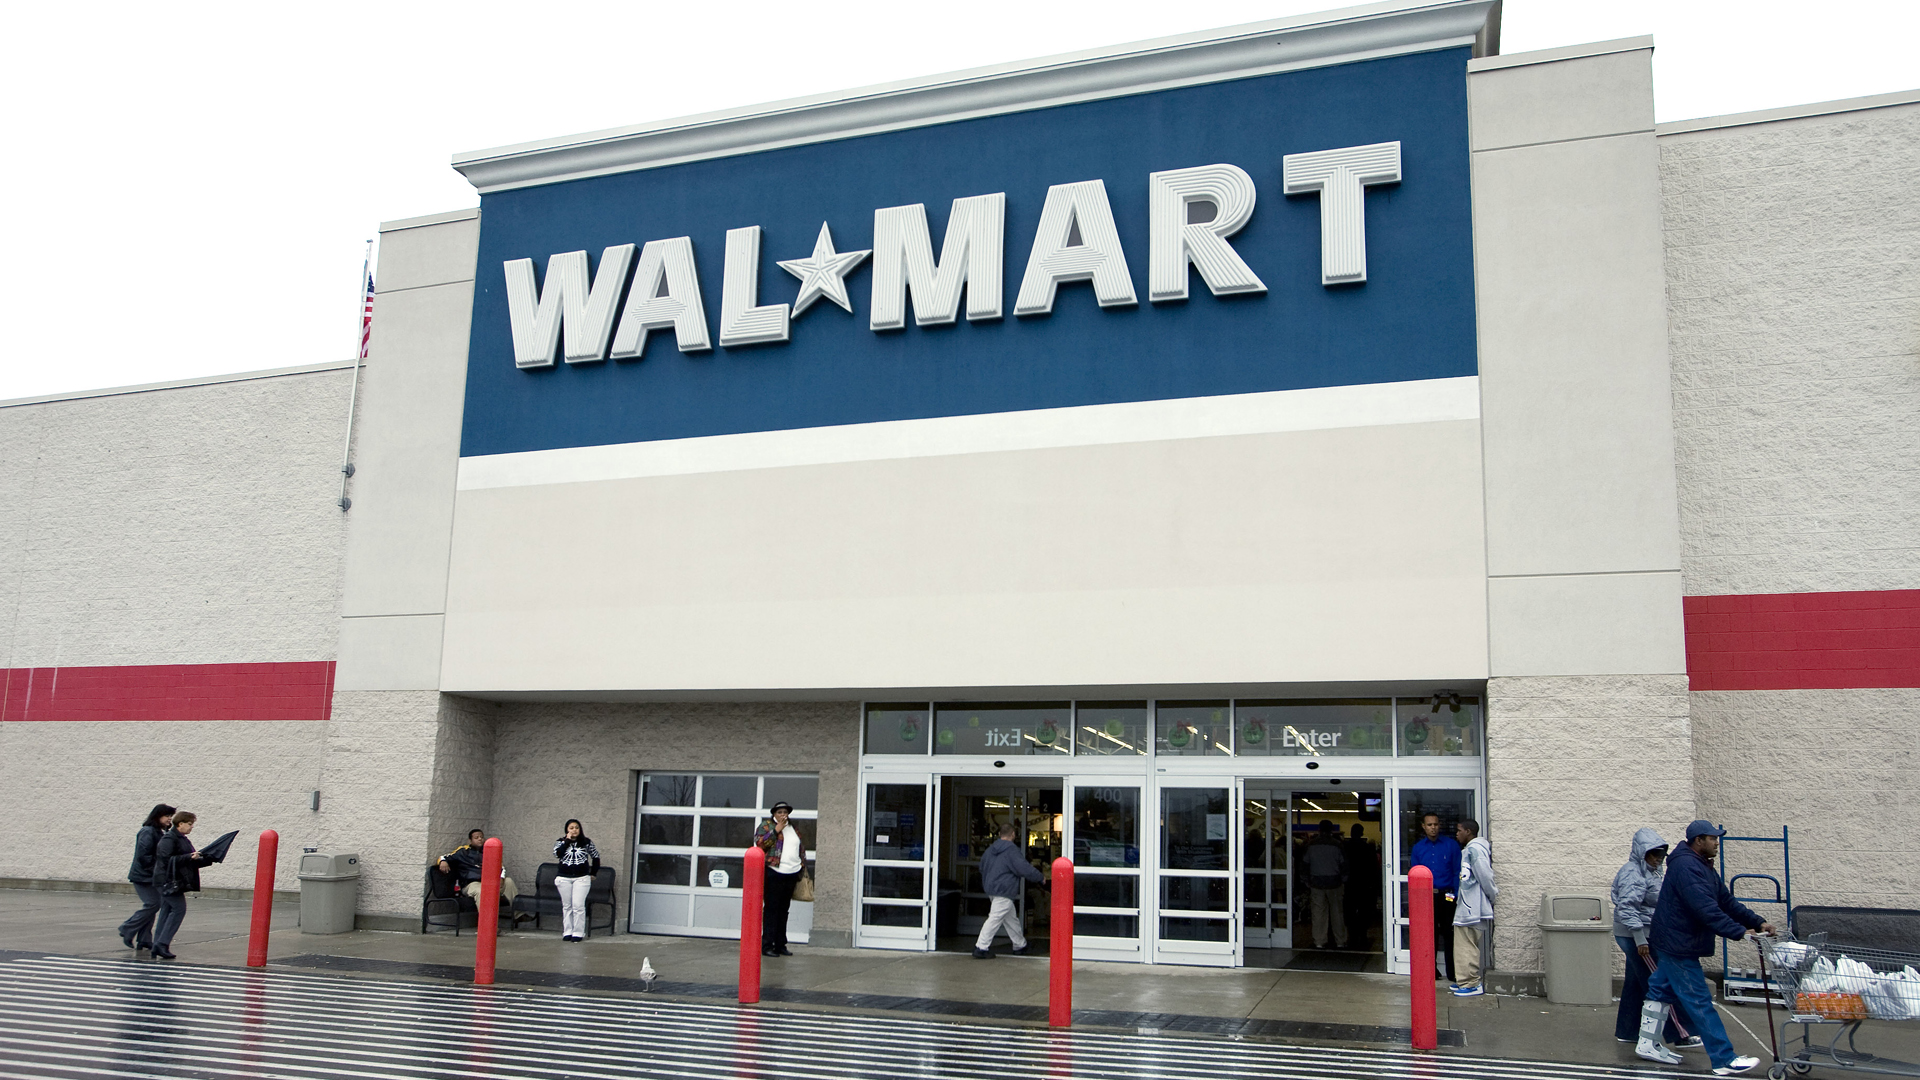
[753,802,806,957]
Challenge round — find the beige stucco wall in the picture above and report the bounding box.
[442,417,1490,695]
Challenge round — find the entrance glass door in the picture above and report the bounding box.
[948,783,1063,947]
[1288,788,1383,952]
[1242,788,1289,949]
[1065,778,1144,961]
[1389,784,1479,975]
[1153,783,1240,965]
[855,776,937,950]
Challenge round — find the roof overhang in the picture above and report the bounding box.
[452,0,1501,194]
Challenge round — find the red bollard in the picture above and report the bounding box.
[246,830,278,968]
[1409,865,1437,1050]
[740,845,765,1004]
[1049,857,1074,1028]
[475,838,503,985]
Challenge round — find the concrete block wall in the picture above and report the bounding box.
[315,690,445,918]
[1,719,327,889]
[0,366,354,893]
[0,368,353,667]
[486,701,861,947]
[1661,96,1920,920]
[1485,674,1694,975]
[1662,100,1920,597]
[427,694,500,863]
[1690,688,1917,912]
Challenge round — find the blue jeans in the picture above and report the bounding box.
[117,883,163,947]
[1616,936,1686,1042]
[1647,950,1738,1067]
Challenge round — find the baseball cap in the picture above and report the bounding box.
[1685,820,1727,840]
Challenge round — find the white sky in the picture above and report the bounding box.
[1,0,1912,401]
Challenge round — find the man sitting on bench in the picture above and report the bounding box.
[438,829,533,924]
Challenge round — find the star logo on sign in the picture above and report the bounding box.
[778,223,870,316]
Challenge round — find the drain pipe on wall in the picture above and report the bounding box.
[337,239,373,512]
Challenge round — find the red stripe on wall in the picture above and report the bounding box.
[1684,590,1920,691]
[0,662,336,722]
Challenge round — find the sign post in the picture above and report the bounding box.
[246,830,278,968]
[1409,865,1437,1050]
[1049,857,1074,1027]
[475,838,503,985]
[740,846,765,1003]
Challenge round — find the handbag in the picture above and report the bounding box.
[155,857,181,896]
[792,869,815,903]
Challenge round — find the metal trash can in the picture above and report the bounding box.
[1538,891,1615,1004]
[297,852,361,934]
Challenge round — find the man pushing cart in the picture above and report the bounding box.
[1636,820,1776,1074]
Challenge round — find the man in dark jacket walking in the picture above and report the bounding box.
[1635,820,1773,1074]
[973,823,1045,958]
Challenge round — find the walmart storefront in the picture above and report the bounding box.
[334,0,1697,974]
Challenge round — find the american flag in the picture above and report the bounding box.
[359,272,376,359]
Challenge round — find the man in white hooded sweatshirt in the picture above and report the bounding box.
[1450,818,1496,996]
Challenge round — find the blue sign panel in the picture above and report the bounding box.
[462,48,1475,459]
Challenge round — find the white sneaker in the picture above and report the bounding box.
[1712,1056,1760,1075]
[1636,1039,1684,1065]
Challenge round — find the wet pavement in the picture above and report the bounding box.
[5,887,1913,1078]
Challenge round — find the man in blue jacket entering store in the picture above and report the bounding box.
[1636,820,1774,1075]
[973,823,1046,958]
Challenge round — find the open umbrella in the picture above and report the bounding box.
[198,830,240,864]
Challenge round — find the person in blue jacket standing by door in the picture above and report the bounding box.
[1409,811,1461,980]
[1635,820,1773,1075]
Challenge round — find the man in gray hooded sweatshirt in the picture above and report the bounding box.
[1611,828,1698,1048]
[1449,819,1496,996]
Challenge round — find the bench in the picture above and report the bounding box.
[421,863,514,936]
[520,863,619,937]
[1792,906,1920,954]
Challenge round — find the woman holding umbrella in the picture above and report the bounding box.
[150,812,215,960]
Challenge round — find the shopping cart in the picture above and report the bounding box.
[1757,933,1920,1079]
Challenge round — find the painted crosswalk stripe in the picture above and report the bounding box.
[0,956,1676,1080]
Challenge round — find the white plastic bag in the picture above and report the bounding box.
[1836,956,1877,997]
[1772,941,1812,968]
[1803,956,1836,993]
[1895,968,1920,1021]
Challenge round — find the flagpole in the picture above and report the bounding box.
[337,239,373,511]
